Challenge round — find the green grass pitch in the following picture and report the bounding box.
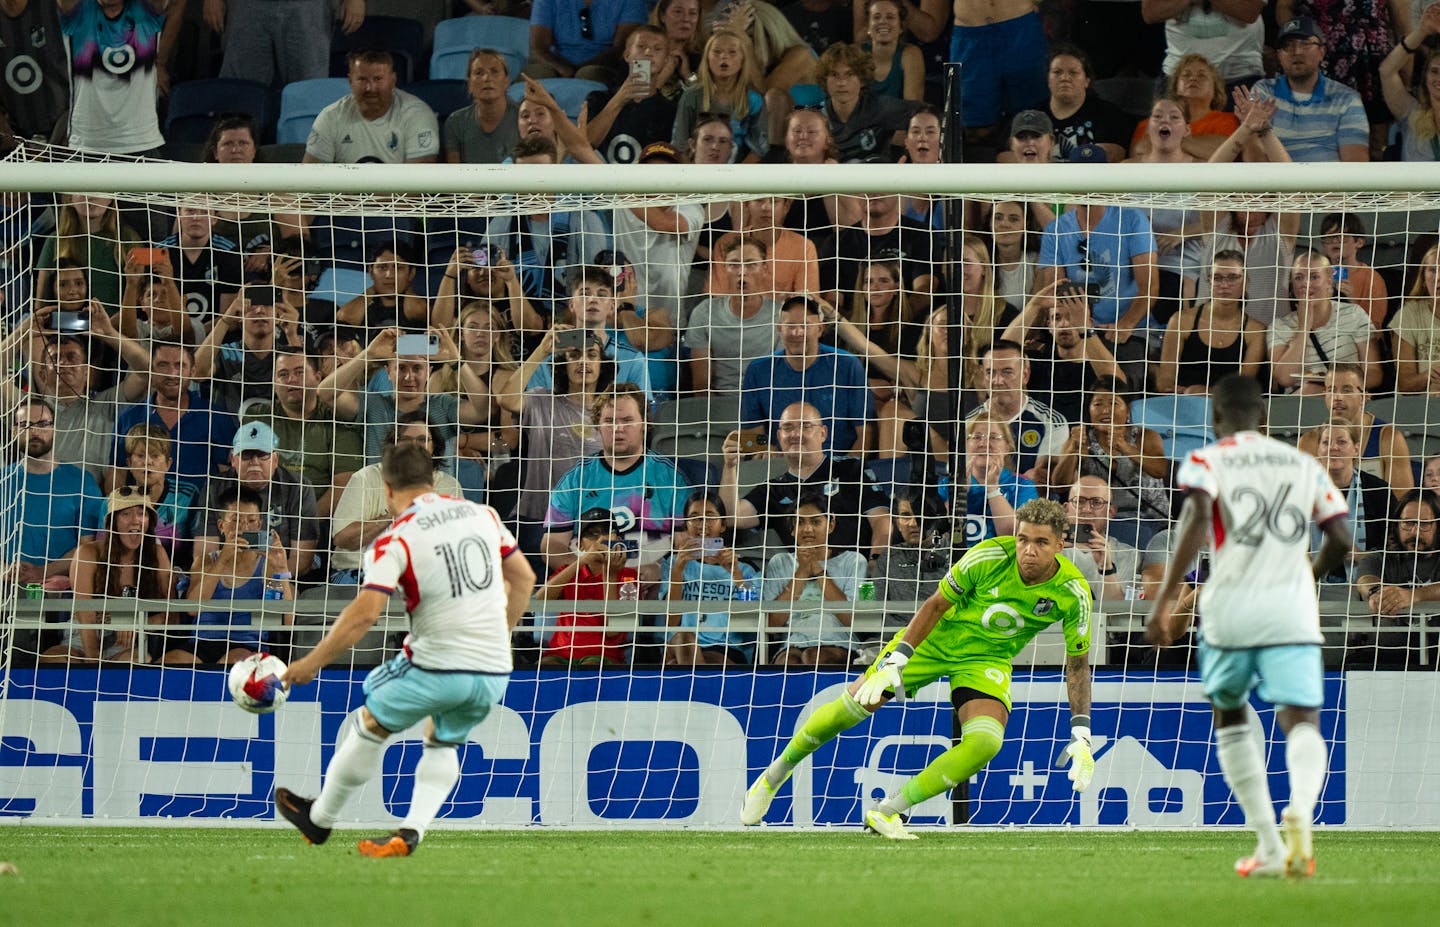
[3,829,1437,926]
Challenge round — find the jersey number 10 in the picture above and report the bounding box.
[436,538,495,596]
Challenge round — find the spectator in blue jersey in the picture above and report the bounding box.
[1035,202,1159,349]
[962,412,1038,545]
[159,206,244,328]
[527,0,649,84]
[58,0,174,156]
[1250,17,1369,163]
[2,397,105,587]
[194,286,293,414]
[524,266,654,398]
[114,342,238,490]
[965,340,1070,484]
[660,492,761,666]
[739,295,873,453]
[542,384,691,579]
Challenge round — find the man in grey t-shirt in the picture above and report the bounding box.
[685,235,781,394]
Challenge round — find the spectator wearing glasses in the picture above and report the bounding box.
[1356,488,1440,617]
[1061,475,1141,602]
[1317,212,1388,327]
[707,196,822,299]
[1249,17,1368,163]
[722,400,890,558]
[1156,250,1267,394]
[2,397,105,586]
[304,50,439,164]
[192,421,319,580]
[527,0,648,84]
[443,49,521,165]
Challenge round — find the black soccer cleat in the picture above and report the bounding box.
[358,827,420,858]
[275,787,332,846]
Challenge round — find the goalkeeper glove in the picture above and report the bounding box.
[1059,724,1095,792]
[855,642,912,707]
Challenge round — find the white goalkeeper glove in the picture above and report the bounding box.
[855,642,912,708]
[1059,722,1095,792]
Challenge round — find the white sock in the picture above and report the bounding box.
[1215,722,1283,859]
[401,744,461,838]
[1284,722,1327,822]
[311,709,387,828]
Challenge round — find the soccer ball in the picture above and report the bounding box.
[228,653,289,714]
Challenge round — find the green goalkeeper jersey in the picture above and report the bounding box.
[921,537,1093,665]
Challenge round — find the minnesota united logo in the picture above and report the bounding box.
[1033,598,1055,616]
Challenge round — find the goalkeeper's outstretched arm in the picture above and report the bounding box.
[896,590,949,651]
[1061,651,1096,791]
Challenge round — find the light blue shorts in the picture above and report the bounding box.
[1198,642,1324,712]
[363,654,510,745]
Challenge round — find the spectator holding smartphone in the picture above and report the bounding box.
[534,508,636,668]
[436,245,544,339]
[34,194,140,312]
[585,26,681,164]
[660,493,760,666]
[521,267,654,397]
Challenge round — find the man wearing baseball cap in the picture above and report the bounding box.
[1249,17,1368,162]
[191,420,321,580]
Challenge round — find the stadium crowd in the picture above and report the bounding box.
[4,0,1440,670]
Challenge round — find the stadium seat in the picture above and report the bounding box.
[432,15,530,82]
[330,15,426,84]
[1131,394,1214,461]
[505,78,606,121]
[1367,394,1440,435]
[165,78,279,152]
[403,79,471,120]
[257,142,307,163]
[1266,392,1330,443]
[654,394,741,430]
[365,0,448,53]
[276,77,351,145]
[310,267,372,307]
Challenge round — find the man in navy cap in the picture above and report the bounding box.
[1250,17,1368,162]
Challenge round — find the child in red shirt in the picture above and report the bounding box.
[537,508,635,667]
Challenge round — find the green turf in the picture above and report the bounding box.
[2,829,1436,926]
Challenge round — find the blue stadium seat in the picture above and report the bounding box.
[165,78,279,152]
[310,267,372,307]
[505,78,606,121]
[788,83,824,107]
[431,15,530,82]
[330,15,427,84]
[276,78,350,146]
[403,79,471,120]
[1131,395,1214,461]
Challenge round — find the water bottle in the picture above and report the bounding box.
[618,567,639,602]
[264,572,290,601]
[736,582,759,602]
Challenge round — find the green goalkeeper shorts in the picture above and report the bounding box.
[866,631,1015,710]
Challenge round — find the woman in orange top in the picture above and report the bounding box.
[1129,53,1239,160]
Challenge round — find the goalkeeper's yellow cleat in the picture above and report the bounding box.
[863,807,918,841]
[1281,806,1315,879]
[740,771,788,825]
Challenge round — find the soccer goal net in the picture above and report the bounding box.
[1,146,1438,829]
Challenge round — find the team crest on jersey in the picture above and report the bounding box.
[31,27,47,48]
[1033,597,1055,616]
[610,506,637,533]
[822,481,838,497]
[1020,429,1040,447]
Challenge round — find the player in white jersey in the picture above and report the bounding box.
[1148,375,1351,880]
[274,444,536,857]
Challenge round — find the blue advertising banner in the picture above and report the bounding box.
[0,668,1345,827]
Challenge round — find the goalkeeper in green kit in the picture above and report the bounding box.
[741,499,1097,838]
